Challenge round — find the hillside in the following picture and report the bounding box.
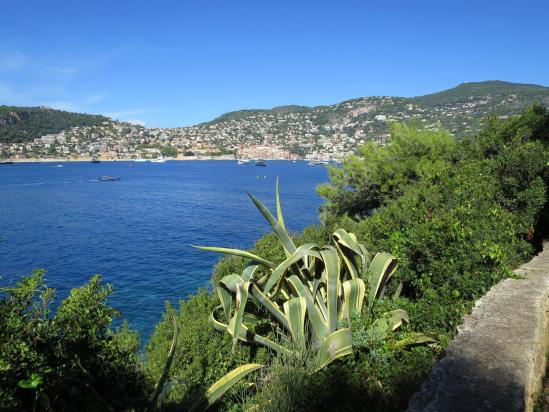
[0,106,110,143]
[415,80,549,106]
[202,80,549,137]
[2,81,549,159]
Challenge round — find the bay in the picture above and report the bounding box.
[0,160,328,341]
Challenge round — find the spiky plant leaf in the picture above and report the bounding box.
[392,281,403,300]
[241,262,260,282]
[217,274,244,322]
[392,333,439,350]
[211,307,290,355]
[283,297,307,346]
[263,243,321,295]
[146,315,179,412]
[216,286,232,324]
[341,278,366,321]
[286,275,328,342]
[320,247,340,333]
[275,177,286,231]
[192,245,275,269]
[227,281,250,348]
[333,229,371,278]
[250,284,289,330]
[367,252,398,307]
[188,364,264,412]
[246,191,296,257]
[228,317,290,354]
[317,328,354,370]
[369,309,409,338]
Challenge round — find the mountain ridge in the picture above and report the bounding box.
[203,80,549,125]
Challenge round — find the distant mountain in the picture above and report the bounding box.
[414,80,549,107]
[0,106,110,143]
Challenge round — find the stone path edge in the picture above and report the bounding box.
[406,241,549,412]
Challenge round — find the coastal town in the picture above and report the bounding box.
[1,86,546,161]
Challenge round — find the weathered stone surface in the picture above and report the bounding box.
[407,242,549,412]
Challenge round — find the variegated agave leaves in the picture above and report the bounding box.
[194,180,409,371]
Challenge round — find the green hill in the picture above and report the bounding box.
[202,80,549,136]
[0,106,110,143]
[414,80,549,107]
[208,105,311,124]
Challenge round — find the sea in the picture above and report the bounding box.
[0,160,329,342]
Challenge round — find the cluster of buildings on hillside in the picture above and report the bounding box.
[0,92,524,160]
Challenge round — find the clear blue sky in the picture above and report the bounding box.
[1,0,548,127]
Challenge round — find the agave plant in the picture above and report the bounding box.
[194,180,412,377]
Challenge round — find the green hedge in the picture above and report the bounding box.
[0,271,148,411]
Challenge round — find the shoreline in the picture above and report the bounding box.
[7,157,302,163]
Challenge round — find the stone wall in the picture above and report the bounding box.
[407,241,549,412]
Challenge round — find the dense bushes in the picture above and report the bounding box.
[144,290,270,410]
[0,270,148,411]
[320,104,548,334]
[317,122,455,218]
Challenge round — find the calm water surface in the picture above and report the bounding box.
[0,161,328,341]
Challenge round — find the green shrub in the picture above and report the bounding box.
[245,306,442,412]
[144,290,269,411]
[320,105,548,333]
[318,122,455,218]
[0,270,148,411]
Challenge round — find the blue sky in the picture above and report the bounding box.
[1,0,548,127]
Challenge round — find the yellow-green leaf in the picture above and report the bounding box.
[189,364,263,412]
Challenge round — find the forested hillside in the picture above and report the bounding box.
[0,106,110,143]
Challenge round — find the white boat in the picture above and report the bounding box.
[237,159,251,165]
[151,155,166,163]
[55,164,64,168]
[307,159,330,166]
[99,175,120,182]
[134,157,147,162]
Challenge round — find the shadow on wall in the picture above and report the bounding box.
[407,352,527,412]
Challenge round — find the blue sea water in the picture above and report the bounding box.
[0,160,328,342]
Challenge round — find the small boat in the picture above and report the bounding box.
[134,157,147,162]
[99,176,120,182]
[307,159,329,166]
[255,160,267,167]
[91,157,100,163]
[238,159,251,165]
[151,155,166,163]
[55,164,64,168]
[0,160,14,165]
